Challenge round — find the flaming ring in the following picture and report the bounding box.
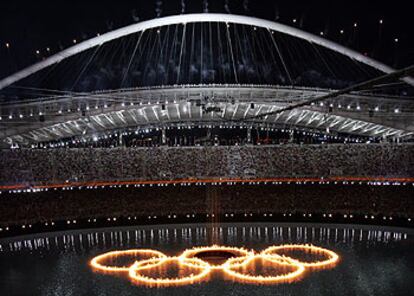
[90,244,339,287]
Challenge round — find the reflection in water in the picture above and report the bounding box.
[0,224,408,254]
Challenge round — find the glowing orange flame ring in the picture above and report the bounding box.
[179,245,253,269]
[128,257,211,286]
[90,249,167,273]
[90,244,340,287]
[222,254,306,284]
[261,244,339,268]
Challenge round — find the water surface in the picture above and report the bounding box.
[0,222,412,296]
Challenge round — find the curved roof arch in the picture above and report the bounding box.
[1,13,413,91]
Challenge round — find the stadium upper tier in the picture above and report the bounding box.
[1,144,413,189]
[0,14,413,146]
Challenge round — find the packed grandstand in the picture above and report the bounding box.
[1,143,413,186]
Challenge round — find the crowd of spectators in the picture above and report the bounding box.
[0,184,412,227]
[30,127,374,149]
[1,143,413,186]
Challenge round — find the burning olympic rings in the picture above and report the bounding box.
[90,244,339,287]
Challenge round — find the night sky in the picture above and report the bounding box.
[0,0,413,78]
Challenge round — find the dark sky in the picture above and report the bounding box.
[0,0,413,77]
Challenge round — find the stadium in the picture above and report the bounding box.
[0,1,413,295]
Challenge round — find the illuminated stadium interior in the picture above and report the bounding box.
[0,1,413,295]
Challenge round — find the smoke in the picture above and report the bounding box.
[224,0,231,13]
[299,13,306,28]
[157,64,166,75]
[203,0,209,13]
[155,1,162,17]
[181,0,186,14]
[147,69,156,82]
[131,9,140,22]
[243,0,249,12]
[274,4,280,20]
[296,70,350,89]
[106,21,114,30]
[324,20,330,36]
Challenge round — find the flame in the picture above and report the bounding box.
[129,257,211,287]
[90,244,339,287]
[261,244,340,269]
[178,245,253,269]
[222,254,306,284]
[90,249,167,273]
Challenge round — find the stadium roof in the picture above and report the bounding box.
[0,13,413,146]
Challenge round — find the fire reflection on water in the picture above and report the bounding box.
[90,244,339,287]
